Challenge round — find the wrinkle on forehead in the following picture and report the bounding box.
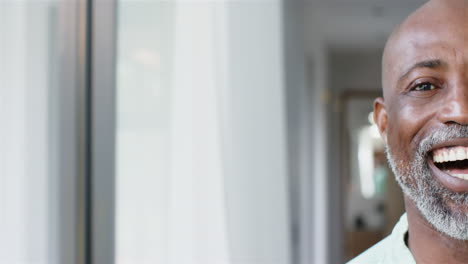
[381,0,468,99]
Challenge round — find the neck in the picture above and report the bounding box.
[405,196,468,264]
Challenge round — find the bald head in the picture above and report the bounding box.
[370,0,468,257]
[382,0,468,98]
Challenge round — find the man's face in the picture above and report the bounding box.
[375,1,468,240]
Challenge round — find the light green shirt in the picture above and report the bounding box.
[346,213,416,264]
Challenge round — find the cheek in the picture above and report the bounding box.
[386,99,434,160]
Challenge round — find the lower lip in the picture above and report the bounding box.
[429,159,468,192]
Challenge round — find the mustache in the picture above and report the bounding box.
[417,124,468,157]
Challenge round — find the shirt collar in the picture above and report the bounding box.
[382,213,416,263]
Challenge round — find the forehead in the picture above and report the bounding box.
[385,22,468,90]
[383,3,468,95]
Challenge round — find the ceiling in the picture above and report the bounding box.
[302,0,428,52]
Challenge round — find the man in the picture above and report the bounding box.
[347,0,468,263]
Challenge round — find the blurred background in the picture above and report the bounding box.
[0,0,426,263]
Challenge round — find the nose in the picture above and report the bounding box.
[438,82,468,125]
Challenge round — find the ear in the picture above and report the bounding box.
[373,97,388,145]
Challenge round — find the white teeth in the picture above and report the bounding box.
[448,173,468,180]
[457,148,466,160]
[433,146,468,180]
[433,146,468,163]
[449,151,456,161]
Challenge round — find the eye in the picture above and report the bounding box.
[411,82,436,91]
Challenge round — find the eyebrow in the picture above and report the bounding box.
[397,59,445,83]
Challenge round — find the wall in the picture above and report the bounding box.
[329,48,383,93]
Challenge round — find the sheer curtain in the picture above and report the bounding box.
[0,2,57,263]
[115,2,231,263]
[115,0,292,264]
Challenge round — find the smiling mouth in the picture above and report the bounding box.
[433,146,468,180]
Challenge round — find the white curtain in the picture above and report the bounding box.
[115,1,292,263]
[167,2,230,264]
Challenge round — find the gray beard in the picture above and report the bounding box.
[386,124,468,240]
